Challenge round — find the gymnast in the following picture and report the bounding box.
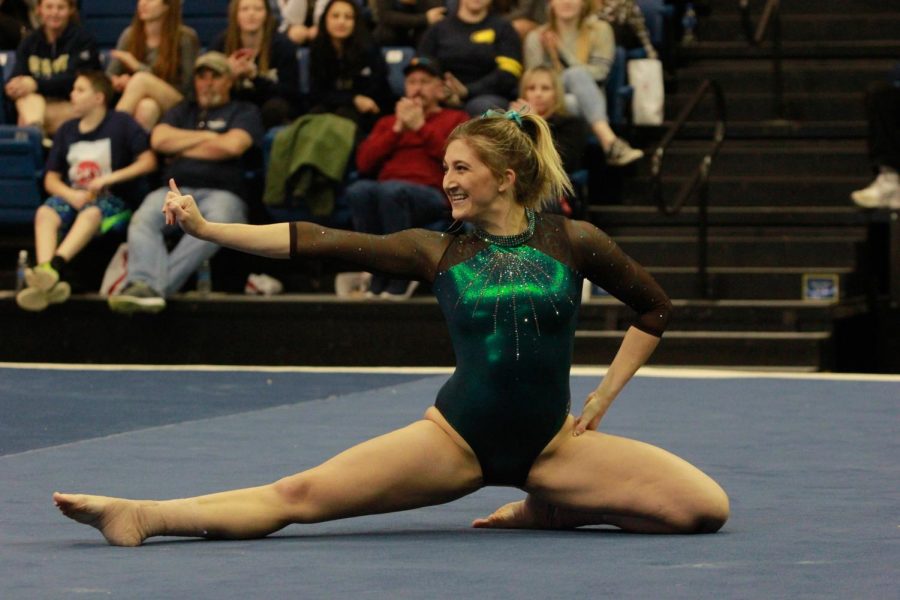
[54,110,729,546]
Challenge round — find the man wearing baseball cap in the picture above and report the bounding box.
[344,56,469,300]
[109,51,264,313]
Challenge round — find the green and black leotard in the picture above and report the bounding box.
[289,210,671,486]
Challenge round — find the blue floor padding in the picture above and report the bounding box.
[0,369,422,455]
[0,369,897,599]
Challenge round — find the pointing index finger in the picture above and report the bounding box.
[168,178,181,196]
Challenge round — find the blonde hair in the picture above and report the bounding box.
[447,111,572,210]
[547,0,595,65]
[519,67,567,117]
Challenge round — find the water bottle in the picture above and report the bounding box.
[682,2,697,45]
[15,249,28,291]
[196,259,212,295]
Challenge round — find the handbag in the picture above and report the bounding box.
[100,243,129,296]
[627,58,665,125]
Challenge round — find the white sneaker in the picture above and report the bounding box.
[605,138,644,167]
[851,172,900,209]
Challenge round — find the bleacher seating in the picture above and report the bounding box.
[0,126,44,224]
[78,0,229,48]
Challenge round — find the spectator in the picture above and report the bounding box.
[345,56,468,299]
[594,0,657,60]
[16,71,156,312]
[511,66,587,175]
[4,0,100,137]
[371,0,446,48]
[107,0,200,131]
[510,66,587,216]
[525,0,642,166]
[308,0,390,132]
[0,0,33,49]
[274,0,320,45]
[502,0,547,39]
[851,66,900,210]
[108,52,264,314]
[211,0,301,128]
[418,0,523,116]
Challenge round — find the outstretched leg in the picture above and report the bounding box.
[475,417,729,534]
[55,419,483,546]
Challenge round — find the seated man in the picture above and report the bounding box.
[345,56,468,299]
[17,71,156,312]
[109,52,264,314]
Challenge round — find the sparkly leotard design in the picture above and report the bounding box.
[290,212,671,487]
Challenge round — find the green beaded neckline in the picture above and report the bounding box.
[474,208,536,247]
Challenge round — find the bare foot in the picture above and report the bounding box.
[472,496,560,529]
[53,492,148,547]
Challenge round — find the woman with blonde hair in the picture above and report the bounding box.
[524,0,642,166]
[211,0,300,128]
[106,0,199,130]
[4,0,100,136]
[54,111,728,546]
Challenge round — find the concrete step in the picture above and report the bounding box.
[666,91,866,122]
[615,235,861,268]
[587,205,873,227]
[673,59,896,95]
[645,266,859,301]
[695,13,900,43]
[704,0,888,16]
[574,329,832,369]
[634,140,870,178]
[620,175,870,206]
[680,40,900,60]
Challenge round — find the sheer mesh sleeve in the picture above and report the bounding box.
[565,218,672,337]
[289,222,452,282]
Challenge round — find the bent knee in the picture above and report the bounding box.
[675,487,730,534]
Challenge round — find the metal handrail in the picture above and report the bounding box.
[650,79,726,298]
[739,0,785,119]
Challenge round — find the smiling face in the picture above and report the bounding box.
[325,1,355,41]
[37,0,75,36]
[550,0,585,22]
[443,139,514,224]
[236,0,267,34]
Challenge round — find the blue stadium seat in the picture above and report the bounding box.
[0,126,44,224]
[183,0,229,47]
[381,46,415,98]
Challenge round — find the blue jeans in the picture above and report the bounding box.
[126,186,247,297]
[346,179,449,235]
[563,66,609,124]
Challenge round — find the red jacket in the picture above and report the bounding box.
[355,108,469,189]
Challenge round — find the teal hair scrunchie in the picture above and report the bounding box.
[482,108,525,128]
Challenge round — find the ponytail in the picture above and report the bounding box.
[446,108,572,210]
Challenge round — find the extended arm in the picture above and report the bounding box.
[163,180,450,278]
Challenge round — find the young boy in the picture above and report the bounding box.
[16,70,157,312]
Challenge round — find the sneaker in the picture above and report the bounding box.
[605,138,644,167]
[365,274,389,299]
[25,262,60,291]
[16,281,71,312]
[381,280,419,301]
[851,172,900,209]
[108,281,166,314]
